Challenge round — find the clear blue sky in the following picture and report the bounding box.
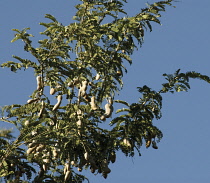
[1,0,210,182]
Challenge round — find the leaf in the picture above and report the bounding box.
[45,14,57,22]
[11,35,21,43]
[116,108,130,114]
[114,100,130,107]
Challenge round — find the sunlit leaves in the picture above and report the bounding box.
[161,69,210,93]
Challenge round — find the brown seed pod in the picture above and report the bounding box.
[71,161,78,167]
[52,149,58,158]
[146,140,151,148]
[104,103,113,118]
[28,141,37,148]
[79,80,88,97]
[64,163,70,174]
[95,73,100,80]
[77,167,83,172]
[38,101,45,118]
[26,146,37,155]
[76,119,82,128]
[42,164,47,172]
[43,158,50,164]
[52,95,62,111]
[64,170,71,181]
[27,98,39,104]
[100,115,106,121]
[36,76,43,91]
[123,138,132,147]
[50,87,56,95]
[84,152,89,161]
[36,144,45,152]
[90,96,98,110]
[116,70,122,76]
[24,120,30,126]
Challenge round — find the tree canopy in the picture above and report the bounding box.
[1,0,210,182]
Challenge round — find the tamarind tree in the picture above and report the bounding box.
[1,0,210,182]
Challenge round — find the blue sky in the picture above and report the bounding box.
[1,0,210,182]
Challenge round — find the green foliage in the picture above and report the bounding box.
[161,69,210,93]
[1,0,209,182]
[0,129,36,182]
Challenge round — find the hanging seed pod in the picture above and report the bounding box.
[28,140,37,148]
[123,138,132,147]
[77,166,83,172]
[95,73,100,80]
[90,96,98,110]
[52,148,58,158]
[24,120,30,126]
[82,80,88,90]
[64,170,71,181]
[42,164,47,171]
[84,152,89,161]
[43,158,50,164]
[108,97,113,105]
[76,109,82,116]
[100,115,106,121]
[64,162,70,174]
[31,130,37,136]
[146,140,151,148]
[71,161,78,167]
[38,101,45,118]
[34,152,40,157]
[52,95,62,111]
[64,165,67,175]
[36,76,43,91]
[104,103,113,118]
[26,146,37,155]
[79,80,88,97]
[146,133,152,148]
[27,98,39,104]
[50,87,56,95]
[116,70,122,76]
[152,141,158,149]
[76,119,82,128]
[36,144,45,152]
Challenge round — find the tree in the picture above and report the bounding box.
[1,0,210,182]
